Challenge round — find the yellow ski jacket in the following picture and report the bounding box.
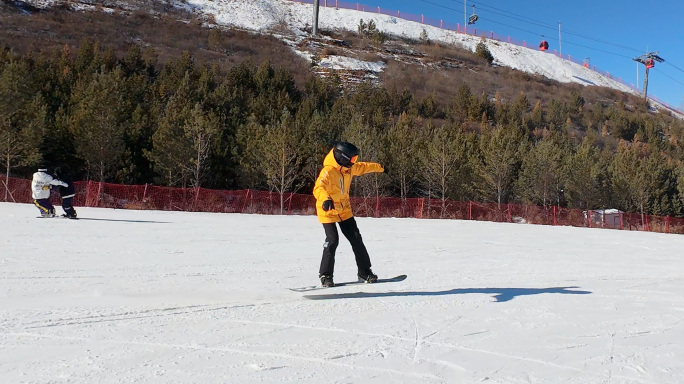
[313,149,384,223]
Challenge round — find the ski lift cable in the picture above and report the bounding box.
[477,17,634,59]
[433,0,644,54]
[471,4,643,53]
[419,0,681,70]
[653,68,684,88]
[663,61,684,74]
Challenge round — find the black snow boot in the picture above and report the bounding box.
[358,269,378,283]
[320,274,335,287]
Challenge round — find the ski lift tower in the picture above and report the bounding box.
[633,52,664,98]
[313,0,320,35]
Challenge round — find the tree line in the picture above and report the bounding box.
[2,40,684,217]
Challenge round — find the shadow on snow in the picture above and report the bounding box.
[303,286,592,302]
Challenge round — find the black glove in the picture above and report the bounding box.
[383,166,388,173]
[322,198,334,211]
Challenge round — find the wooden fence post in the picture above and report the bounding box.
[85,180,91,207]
[96,181,103,207]
[619,212,623,230]
[666,215,670,233]
[375,195,379,218]
[242,189,250,213]
[508,203,512,222]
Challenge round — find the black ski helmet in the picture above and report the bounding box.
[333,141,359,167]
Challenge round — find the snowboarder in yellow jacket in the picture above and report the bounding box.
[313,141,385,287]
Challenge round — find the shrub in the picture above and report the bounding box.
[475,40,494,65]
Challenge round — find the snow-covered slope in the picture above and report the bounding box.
[2,202,684,383]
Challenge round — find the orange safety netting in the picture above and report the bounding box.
[3,176,684,234]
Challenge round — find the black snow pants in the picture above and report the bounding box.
[319,217,372,277]
[61,196,77,217]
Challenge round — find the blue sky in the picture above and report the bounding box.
[340,0,684,110]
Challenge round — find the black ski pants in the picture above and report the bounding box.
[61,196,77,217]
[319,217,372,277]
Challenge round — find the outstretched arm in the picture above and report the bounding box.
[49,178,68,188]
[351,162,384,176]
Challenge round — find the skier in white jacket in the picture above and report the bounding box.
[31,168,68,217]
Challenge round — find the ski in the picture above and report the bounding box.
[288,274,407,292]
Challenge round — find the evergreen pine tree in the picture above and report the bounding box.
[471,124,527,206]
[515,133,567,208]
[420,122,473,216]
[69,67,130,182]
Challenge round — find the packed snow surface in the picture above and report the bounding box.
[1,202,683,383]
[318,55,386,72]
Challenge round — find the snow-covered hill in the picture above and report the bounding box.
[203,1,628,85]
[170,0,684,117]
[18,0,682,117]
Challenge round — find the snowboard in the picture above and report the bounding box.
[36,215,79,220]
[288,274,407,292]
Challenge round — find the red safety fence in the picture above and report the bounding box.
[4,176,684,234]
[292,0,683,116]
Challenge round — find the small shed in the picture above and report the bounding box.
[584,209,623,229]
